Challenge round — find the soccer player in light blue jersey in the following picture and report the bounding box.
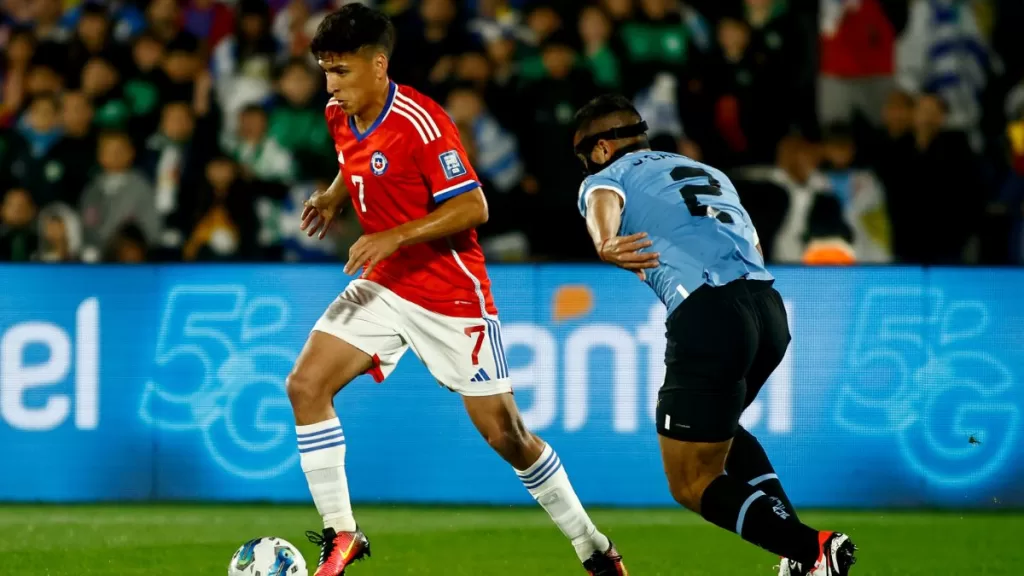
[571,94,857,576]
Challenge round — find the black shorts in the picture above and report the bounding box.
[656,279,791,443]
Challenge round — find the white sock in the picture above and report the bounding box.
[297,418,357,532]
[516,444,611,562]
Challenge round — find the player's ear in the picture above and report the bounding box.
[374,52,388,80]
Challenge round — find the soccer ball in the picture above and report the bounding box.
[228,537,308,576]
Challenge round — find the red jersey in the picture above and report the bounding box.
[326,81,498,318]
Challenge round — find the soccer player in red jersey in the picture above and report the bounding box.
[288,5,628,576]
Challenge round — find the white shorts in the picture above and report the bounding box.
[312,279,512,396]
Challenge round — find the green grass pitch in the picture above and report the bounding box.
[3,505,1022,575]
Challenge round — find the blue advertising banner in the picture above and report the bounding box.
[0,265,1022,508]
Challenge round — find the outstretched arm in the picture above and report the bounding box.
[585,188,659,279]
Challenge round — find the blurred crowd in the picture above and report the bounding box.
[1,0,1023,265]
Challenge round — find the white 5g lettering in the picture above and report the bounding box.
[1,298,99,431]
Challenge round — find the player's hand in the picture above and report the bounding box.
[344,230,401,277]
[301,187,344,239]
[598,232,659,280]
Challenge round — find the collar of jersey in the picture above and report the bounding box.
[349,81,397,142]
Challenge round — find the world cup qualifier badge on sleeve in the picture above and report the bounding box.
[439,150,467,180]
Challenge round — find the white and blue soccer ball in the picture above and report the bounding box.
[228,537,307,576]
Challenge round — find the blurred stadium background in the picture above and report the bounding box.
[2,0,1024,574]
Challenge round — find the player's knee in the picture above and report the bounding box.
[668,472,718,512]
[666,455,724,512]
[286,369,326,413]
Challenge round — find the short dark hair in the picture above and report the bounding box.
[98,130,133,147]
[29,92,61,111]
[165,33,199,55]
[81,2,108,17]
[573,94,642,136]
[276,57,315,81]
[240,103,267,117]
[310,4,396,58]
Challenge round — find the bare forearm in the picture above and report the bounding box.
[393,188,488,247]
[327,170,350,201]
[585,191,624,249]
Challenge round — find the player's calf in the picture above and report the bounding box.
[659,434,823,567]
[463,394,620,569]
[470,399,545,470]
[660,438,726,513]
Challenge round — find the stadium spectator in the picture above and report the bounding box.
[145,0,183,43]
[898,0,991,152]
[122,31,165,140]
[268,58,334,181]
[184,154,258,261]
[452,50,490,92]
[735,134,837,263]
[59,0,146,44]
[23,53,64,104]
[105,221,149,262]
[0,186,38,261]
[996,93,1024,264]
[445,84,522,194]
[0,0,1020,266]
[158,34,204,107]
[818,0,904,128]
[225,103,295,183]
[517,30,598,260]
[478,30,520,130]
[141,100,215,252]
[50,91,97,206]
[390,0,472,98]
[32,0,70,43]
[35,202,82,262]
[81,55,129,129]
[65,2,128,87]
[0,28,35,127]
[819,123,891,262]
[699,15,781,168]
[184,0,236,52]
[272,0,329,60]
[615,0,697,97]
[885,93,980,263]
[578,5,621,91]
[2,93,65,207]
[212,0,280,136]
[743,0,815,135]
[79,130,160,262]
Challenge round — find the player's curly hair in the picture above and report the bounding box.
[573,94,642,136]
[310,4,396,58]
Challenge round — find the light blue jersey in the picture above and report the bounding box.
[578,151,772,315]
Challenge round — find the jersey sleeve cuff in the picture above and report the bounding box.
[578,184,626,216]
[433,180,480,202]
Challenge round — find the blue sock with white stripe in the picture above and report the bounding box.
[516,444,610,562]
[699,474,821,565]
[297,417,356,532]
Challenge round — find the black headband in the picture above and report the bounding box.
[574,121,649,157]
